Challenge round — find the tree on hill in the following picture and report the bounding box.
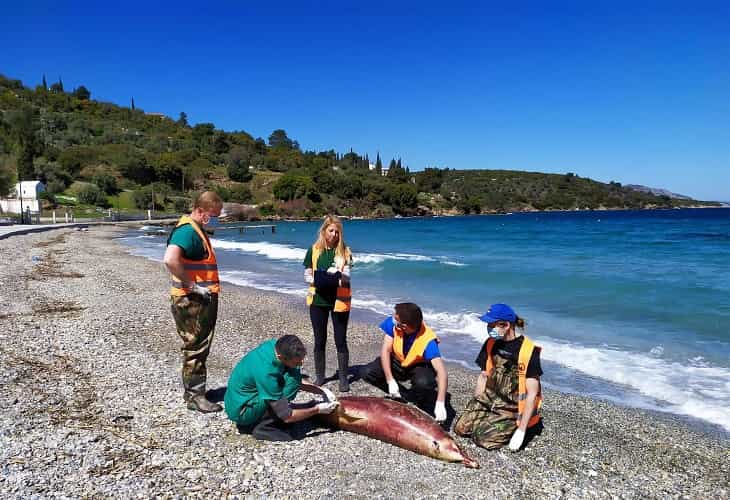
[192,123,215,149]
[72,86,91,100]
[227,147,253,182]
[388,183,418,214]
[273,173,318,201]
[77,183,109,207]
[91,172,119,195]
[268,129,299,150]
[375,153,382,175]
[416,167,444,192]
[50,77,64,94]
[4,106,41,180]
[0,155,16,197]
[177,112,188,127]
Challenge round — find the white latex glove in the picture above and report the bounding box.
[304,268,314,284]
[334,255,345,269]
[508,429,525,451]
[434,401,447,422]
[386,379,401,399]
[316,401,339,414]
[189,283,211,299]
[319,386,337,404]
[326,266,338,274]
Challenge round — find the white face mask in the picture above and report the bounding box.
[488,325,508,338]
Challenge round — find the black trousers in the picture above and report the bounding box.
[309,305,350,354]
[237,408,293,442]
[360,356,437,408]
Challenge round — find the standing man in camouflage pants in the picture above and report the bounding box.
[164,191,223,413]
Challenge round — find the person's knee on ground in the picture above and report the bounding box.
[251,416,293,442]
[453,414,471,436]
[407,368,437,409]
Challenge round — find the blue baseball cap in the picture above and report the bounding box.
[479,303,517,323]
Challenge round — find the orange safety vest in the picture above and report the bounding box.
[392,322,439,368]
[485,336,542,428]
[168,215,220,296]
[306,246,351,312]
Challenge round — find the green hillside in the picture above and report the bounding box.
[0,73,717,219]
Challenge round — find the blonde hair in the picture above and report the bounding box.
[313,215,351,264]
[193,191,223,211]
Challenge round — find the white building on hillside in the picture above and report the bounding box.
[0,181,45,214]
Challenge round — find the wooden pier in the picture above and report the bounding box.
[209,224,277,235]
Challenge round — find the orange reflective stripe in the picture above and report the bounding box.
[517,336,543,428]
[485,338,496,375]
[169,215,220,297]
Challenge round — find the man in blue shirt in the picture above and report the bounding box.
[360,302,449,422]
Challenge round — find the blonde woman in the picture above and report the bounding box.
[303,215,353,391]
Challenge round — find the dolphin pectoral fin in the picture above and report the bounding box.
[339,411,365,423]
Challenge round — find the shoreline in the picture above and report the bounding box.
[1,226,728,498]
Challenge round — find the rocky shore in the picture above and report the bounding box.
[0,227,728,499]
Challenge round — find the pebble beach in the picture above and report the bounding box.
[0,226,728,499]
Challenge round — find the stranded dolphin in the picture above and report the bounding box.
[319,395,479,468]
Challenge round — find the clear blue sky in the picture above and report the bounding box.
[2,1,729,200]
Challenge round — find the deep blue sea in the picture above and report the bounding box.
[119,208,730,433]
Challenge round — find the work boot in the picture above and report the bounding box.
[187,394,222,413]
[337,352,350,392]
[313,350,326,386]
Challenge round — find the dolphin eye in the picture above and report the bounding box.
[433,440,439,450]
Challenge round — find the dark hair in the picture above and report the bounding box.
[394,302,423,329]
[514,316,526,329]
[275,335,306,360]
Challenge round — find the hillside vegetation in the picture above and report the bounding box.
[0,73,716,219]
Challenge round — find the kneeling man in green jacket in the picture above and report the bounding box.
[224,334,338,441]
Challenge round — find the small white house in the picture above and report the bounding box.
[0,181,45,214]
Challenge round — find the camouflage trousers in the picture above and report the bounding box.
[454,355,519,450]
[170,293,218,400]
[453,396,518,450]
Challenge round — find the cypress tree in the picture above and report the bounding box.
[131,97,135,110]
[42,74,47,89]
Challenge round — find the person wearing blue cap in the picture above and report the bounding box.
[454,303,543,451]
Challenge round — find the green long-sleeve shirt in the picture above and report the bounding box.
[224,339,302,426]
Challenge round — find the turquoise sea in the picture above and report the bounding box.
[120,208,730,433]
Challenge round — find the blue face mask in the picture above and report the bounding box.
[205,216,220,228]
